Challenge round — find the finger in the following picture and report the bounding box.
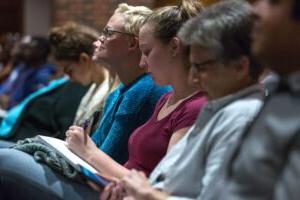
[100,190,111,200]
[66,129,84,138]
[110,186,120,200]
[121,178,133,193]
[66,129,76,136]
[100,183,114,200]
[116,184,127,198]
[86,181,101,192]
[69,125,83,131]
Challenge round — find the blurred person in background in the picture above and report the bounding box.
[0,22,103,142]
[201,0,300,199]
[0,36,55,109]
[0,33,21,83]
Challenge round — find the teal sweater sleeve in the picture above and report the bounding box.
[91,74,171,164]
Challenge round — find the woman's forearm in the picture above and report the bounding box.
[86,149,130,179]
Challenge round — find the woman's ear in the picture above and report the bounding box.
[128,36,139,51]
[79,53,91,65]
[169,37,181,57]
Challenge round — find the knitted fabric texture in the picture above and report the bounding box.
[11,137,77,179]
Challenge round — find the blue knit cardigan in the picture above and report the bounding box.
[92,74,171,164]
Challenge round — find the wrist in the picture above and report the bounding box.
[84,147,98,164]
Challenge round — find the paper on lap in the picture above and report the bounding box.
[37,135,109,187]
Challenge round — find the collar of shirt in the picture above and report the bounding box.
[189,84,264,138]
[205,84,264,113]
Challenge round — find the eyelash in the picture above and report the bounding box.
[142,50,150,56]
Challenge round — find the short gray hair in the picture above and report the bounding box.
[178,0,262,80]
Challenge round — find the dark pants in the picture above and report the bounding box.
[0,149,99,200]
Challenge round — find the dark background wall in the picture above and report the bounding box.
[0,0,23,34]
[0,0,256,35]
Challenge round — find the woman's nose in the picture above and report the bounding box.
[98,35,105,43]
[93,39,102,48]
[139,56,148,70]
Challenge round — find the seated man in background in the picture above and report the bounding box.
[201,0,300,199]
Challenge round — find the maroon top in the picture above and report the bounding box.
[124,91,207,176]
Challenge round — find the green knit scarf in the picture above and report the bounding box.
[11,137,78,179]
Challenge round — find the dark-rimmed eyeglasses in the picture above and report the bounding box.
[191,59,220,72]
[101,27,135,38]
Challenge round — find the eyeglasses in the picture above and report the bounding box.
[191,59,220,72]
[101,27,135,38]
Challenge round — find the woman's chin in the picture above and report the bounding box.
[153,78,167,87]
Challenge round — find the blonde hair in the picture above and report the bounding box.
[114,3,152,36]
[146,0,204,43]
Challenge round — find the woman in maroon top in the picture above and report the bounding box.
[66,0,206,181]
[124,90,206,176]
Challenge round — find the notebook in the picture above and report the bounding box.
[37,135,110,187]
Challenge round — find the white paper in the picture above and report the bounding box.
[37,135,98,173]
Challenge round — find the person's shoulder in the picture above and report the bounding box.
[225,94,263,117]
[210,97,262,132]
[185,91,207,107]
[215,85,263,119]
[174,92,207,115]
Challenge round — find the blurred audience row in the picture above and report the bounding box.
[0,0,298,200]
[0,35,54,109]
